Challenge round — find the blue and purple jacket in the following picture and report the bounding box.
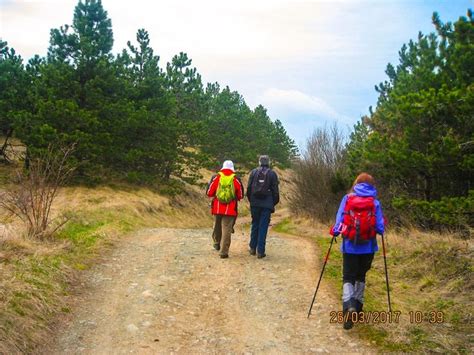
[332,183,385,254]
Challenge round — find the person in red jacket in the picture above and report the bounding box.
[206,160,244,258]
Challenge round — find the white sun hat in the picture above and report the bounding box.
[222,160,235,172]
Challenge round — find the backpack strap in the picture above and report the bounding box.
[341,194,354,240]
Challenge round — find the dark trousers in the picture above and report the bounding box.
[249,206,271,254]
[342,253,374,311]
[343,253,374,284]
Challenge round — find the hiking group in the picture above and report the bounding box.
[206,155,279,259]
[206,158,386,330]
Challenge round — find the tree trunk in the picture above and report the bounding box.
[0,128,13,163]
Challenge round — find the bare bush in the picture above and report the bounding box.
[291,124,348,222]
[0,145,75,239]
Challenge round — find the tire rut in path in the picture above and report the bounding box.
[49,226,374,354]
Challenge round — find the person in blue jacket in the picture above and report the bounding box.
[332,172,385,329]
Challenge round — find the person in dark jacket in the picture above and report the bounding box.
[331,172,385,329]
[247,155,279,258]
[206,160,244,259]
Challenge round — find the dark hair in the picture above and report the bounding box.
[350,172,375,192]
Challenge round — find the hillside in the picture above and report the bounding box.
[1,166,472,353]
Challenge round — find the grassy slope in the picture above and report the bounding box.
[273,216,473,353]
[0,180,213,353]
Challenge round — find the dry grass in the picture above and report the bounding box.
[0,239,74,352]
[0,179,213,354]
[274,215,473,353]
[375,229,473,352]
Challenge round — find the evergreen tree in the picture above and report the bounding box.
[347,9,473,229]
[48,0,113,64]
[118,29,178,182]
[269,118,298,167]
[2,0,297,186]
[38,0,120,180]
[0,41,30,162]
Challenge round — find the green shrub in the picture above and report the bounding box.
[392,190,473,232]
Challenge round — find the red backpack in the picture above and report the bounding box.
[341,194,377,243]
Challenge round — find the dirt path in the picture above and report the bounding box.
[48,221,374,354]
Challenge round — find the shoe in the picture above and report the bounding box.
[257,253,266,259]
[249,248,256,256]
[220,254,228,259]
[213,243,220,251]
[343,307,356,330]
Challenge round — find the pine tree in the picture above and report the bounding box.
[0,41,31,162]
[347,9,474,229]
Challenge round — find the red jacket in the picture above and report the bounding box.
[206,169,244,216]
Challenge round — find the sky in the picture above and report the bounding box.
[1,0,472,148]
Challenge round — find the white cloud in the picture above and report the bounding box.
[0,0,352,62]
[260,88,351,123]
[257,88,353,147]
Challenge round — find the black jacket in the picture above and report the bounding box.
[247,166,280,212]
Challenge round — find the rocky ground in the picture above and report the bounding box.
[47,222,374,354]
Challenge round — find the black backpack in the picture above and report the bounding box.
[251,167,271,198]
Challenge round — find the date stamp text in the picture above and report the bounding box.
[329,311,445,324]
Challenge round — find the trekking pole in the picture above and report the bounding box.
[380,234,392,312]
[307,236,336,318]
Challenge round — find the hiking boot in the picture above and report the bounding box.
[213,243,220,251]
[355,300,363,313]
[220,254,229,259]
[249,248,256,256]
[343,307,356,330]
[257,253,266,259]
